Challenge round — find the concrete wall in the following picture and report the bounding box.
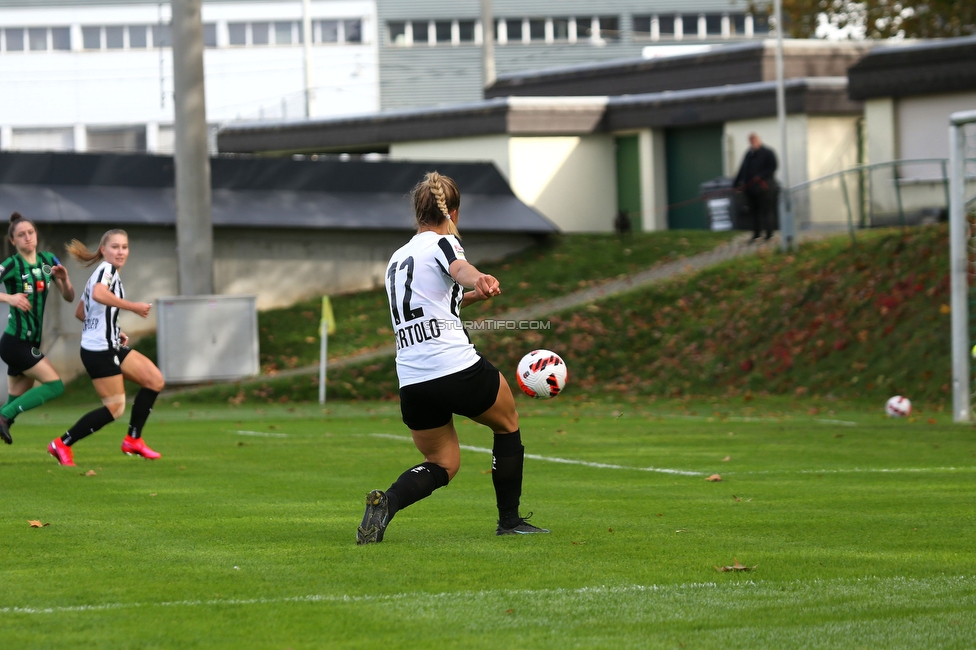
[390,135,513,177]
[27,224,536,381]
[896,91,976,163]
[805,115,861,229]
[864,98,896,165]
[508,135,617,232]
[638,128,668,232]
[393,133,617,232]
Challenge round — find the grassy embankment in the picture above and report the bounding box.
[110,225,950,411]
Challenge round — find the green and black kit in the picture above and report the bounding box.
[0,251,59,345]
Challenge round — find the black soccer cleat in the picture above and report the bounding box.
[0,415,12,444]
[357,489,390,545]
[496,513,549,536]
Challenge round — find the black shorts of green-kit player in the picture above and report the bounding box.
[0,252,66,442]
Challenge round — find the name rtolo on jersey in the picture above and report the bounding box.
[395,318,443,350]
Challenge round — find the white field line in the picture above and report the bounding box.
[3,575,972,616]
[368,433,704,476]
[366,434,976,477]
[234,430,289,438]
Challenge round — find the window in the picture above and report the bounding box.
[413,21,429,44]
[705,14,723,35]
[389,21,406,45]
[344,19,362,43]
[82,26,101,49]
[752,13,770,33]
[28,28,47,51]
[203,23,217,47]
[633,16,651,38]
[435,21,451,43]
[552,18,569,40]
[152,24,171,47]
[228,22,246,45]
[129,25,148,48]
[506,19,522,42]
[458,20,475,42]
[659,15,676,36]
[106,25,124,49]
[731,14,746,35]
[529,18,545,41]
[251,22,269,45]
[274,21,293,45]
[5,28,24,51]
[318,20,338,43]
[51,27,70,50]
[600,16,620,41]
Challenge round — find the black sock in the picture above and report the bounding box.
[62,406,116,446]
[492,430,524,527]
[386,461,450,521]
[128,388,159,439]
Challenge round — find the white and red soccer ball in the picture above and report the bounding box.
[516,349,568,399]
[885,395,912,418]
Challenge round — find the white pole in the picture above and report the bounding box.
[948,111,976,422]
[773,0,795,252]
[319,323,327,404]
[302,0,315,117]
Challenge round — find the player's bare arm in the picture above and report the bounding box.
[52,264,75,302]
[92,283,151,318]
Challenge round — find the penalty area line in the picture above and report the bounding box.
[366,433,704,476]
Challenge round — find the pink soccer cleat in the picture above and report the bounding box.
[121,436,161,460]
[48,438,75,466]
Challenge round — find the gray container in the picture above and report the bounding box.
[156,295,258,384]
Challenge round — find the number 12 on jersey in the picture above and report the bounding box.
[387,257,425,325]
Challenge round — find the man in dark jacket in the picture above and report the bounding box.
[733,133,778,241]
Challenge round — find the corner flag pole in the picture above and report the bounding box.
[319,296,336,405]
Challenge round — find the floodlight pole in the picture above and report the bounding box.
[172,0,214,295]
[773,0,795,252]
[302,0,315,117]
[481,0,496,89]
[949,109,976,422]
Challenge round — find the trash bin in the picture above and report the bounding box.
[699,177,737,231]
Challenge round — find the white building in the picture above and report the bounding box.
[0,0,379,154]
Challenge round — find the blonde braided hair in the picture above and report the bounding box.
[412,171,461,238]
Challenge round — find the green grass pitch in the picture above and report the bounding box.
[1,399,974,648]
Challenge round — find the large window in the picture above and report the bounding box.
[106,25,124,49]
[318,20,338,43]
[389,21,406,45]
[659,15,676,36]
[435,21,452,43]
[82,26,101,49]
[599,16,620,41]
[344,19,362,43]
[51,27,70,50]
[552,18,570,41]
[529,18,546,41]
[458,20,475,43]
[506,19,523,42]
[705,14,723,35]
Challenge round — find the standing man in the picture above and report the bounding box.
[734,133,778,241]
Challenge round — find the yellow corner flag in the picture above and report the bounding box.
[321,296,336,336]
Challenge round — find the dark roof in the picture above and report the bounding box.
[218,78,858,154]
[0,152,557,234]
[486,40,872,99]
[848,36,976,100]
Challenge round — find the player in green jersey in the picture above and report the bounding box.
[0,212,75,444]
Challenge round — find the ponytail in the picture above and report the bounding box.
[65,229,127,267]
[412,171,461,238]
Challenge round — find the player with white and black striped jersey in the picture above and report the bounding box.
[0,212,75,444]
[357,171,548,544]
[47,230,165,467]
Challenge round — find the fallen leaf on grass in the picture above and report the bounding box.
[82,470,97,477]
[571,541,586,546]
[721,456,731,462]
[732,495,752,503]
[608,527,613,533]
[505,609,514,615]
[675,528,687,533]
[28,520,49,528]
[706,474,722,482]
[479,469,493,475]
[715,558,756,572]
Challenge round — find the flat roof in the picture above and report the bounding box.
[0,152,557,235]
[848,35,976,100]
[486,39,872,99]
[218,78,859,154]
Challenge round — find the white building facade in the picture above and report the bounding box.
[0,0,379,154]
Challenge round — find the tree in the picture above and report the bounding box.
[752,0,976,39]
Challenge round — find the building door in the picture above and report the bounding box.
[665,125,724,229]
[615,135,641,231]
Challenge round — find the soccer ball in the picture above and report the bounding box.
[885,395,912,418]
[516,349,568,399]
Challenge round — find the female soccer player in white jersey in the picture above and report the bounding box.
[357,171,548,544]
[47,230,165,466]
[0,212,75,444]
